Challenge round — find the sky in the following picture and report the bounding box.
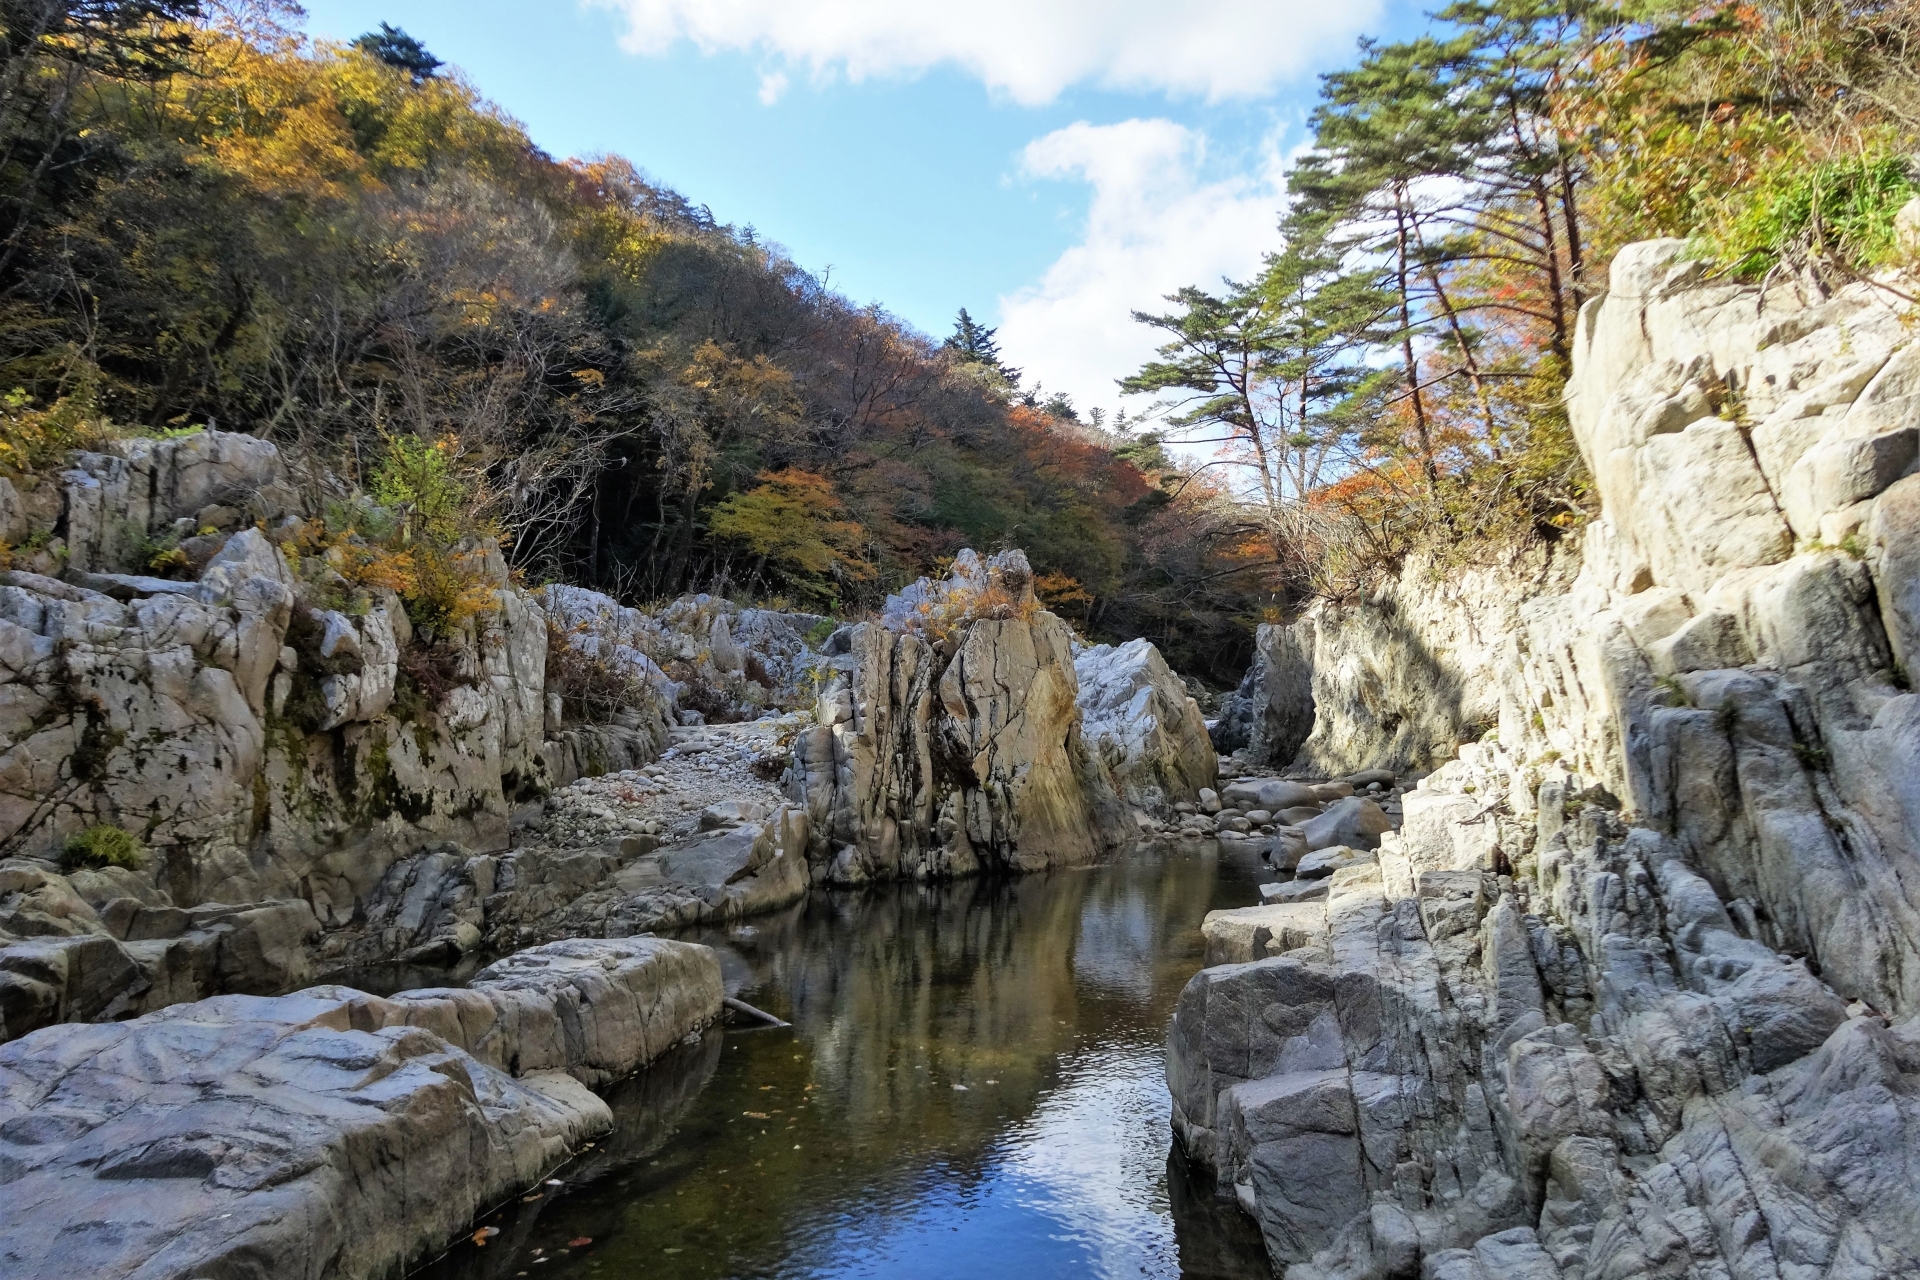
[297,0,1425,423]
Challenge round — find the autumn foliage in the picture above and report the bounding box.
[0,4,1270,681]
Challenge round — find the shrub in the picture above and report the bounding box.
[1719,153,1919,280]
[545,620,654,725]
[372,433,477,543]
[405,543,498,635]
[62,824,145,871]
[0,387,114,474]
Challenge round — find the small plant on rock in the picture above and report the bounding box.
[62,824,145,871]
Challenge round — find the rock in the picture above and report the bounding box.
[1224,779,1319,812]
[789,552,1129,882]
[0,937,719,1280]
[1297,797,1392,852]
[1073,637,1218,812]
[1198,787,1222,814]
[1213,623,1315,764]
[1895,195,1920,263]
[0,469,553,913]
[1646,607,1751,674]
[1292,846,1372,880]
[1201,902,1325,964]
[1261,878,1329,904]
[1871,473,1920,674]
[1167,245,1920,1280]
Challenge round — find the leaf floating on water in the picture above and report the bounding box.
[743,1110,770,1119]
[952,1084,969,1091]
[568,1237,593,1248]
[522,1193,543,1202]
[472,1227,500,1246]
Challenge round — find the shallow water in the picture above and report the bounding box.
[414,840,1276,1280]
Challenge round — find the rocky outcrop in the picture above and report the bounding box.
[360,798,814,960]
[1214,622,1316,763]
[790,550,1134,883]
[1075,637,1218,813]
[1174,244,1920,1278]
[541,583,826,730]
[0,856,320,1042]
[0,432,746,1036]
[0,432,556,905]
[0,935,721,1280]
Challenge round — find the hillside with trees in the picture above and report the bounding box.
[0,2,1271,683]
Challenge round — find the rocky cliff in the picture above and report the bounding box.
[1177,239,1920,1278]
[789,550,1212,883]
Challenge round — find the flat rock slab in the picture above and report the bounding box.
[1261,879,1330,905]
[0,936,722,1280]
[1295,846,1375,880]
[1203,903,1328,965]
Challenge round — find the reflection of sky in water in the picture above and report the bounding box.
[1072,890,1162,999]
[776,1040,1179,1280]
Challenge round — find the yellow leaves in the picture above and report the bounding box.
[143,27,528,209]
[708,468,874,595]
[1033,571,1093,609]
[0,387,114,475]
[682,341,800,424]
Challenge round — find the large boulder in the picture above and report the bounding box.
[1214,621,1315,764]
[0,936,720,1280]
[1074,637,1218,813]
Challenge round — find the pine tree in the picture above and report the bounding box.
[943,308,1020,384]
[352,23,442,80]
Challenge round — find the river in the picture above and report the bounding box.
[410,839,1275,1280]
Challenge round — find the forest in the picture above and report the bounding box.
[1,0,1916,685]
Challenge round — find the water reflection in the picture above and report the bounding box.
[414,840,1273,1280]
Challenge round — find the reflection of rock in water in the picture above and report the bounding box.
[411,1031,724,1280]
[1165,1145,1271,1280]
[416,846,1272,1280]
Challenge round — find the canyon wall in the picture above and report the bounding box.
[1180,239,1920,1279]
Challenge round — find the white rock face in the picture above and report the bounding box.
[1173,245,1920,1279]
[1074,637,1217,813]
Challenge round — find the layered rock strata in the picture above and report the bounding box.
[0,935,721,1280]
[1176,242,1920,1278]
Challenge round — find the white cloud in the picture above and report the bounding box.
[994,119,1287,419]
[588,0,1382,105]
[756,69,789,104]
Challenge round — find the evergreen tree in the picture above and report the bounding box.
[943,307,1019,384]
[352,23,442,80]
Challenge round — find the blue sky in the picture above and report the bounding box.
[299,0,1424,420]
